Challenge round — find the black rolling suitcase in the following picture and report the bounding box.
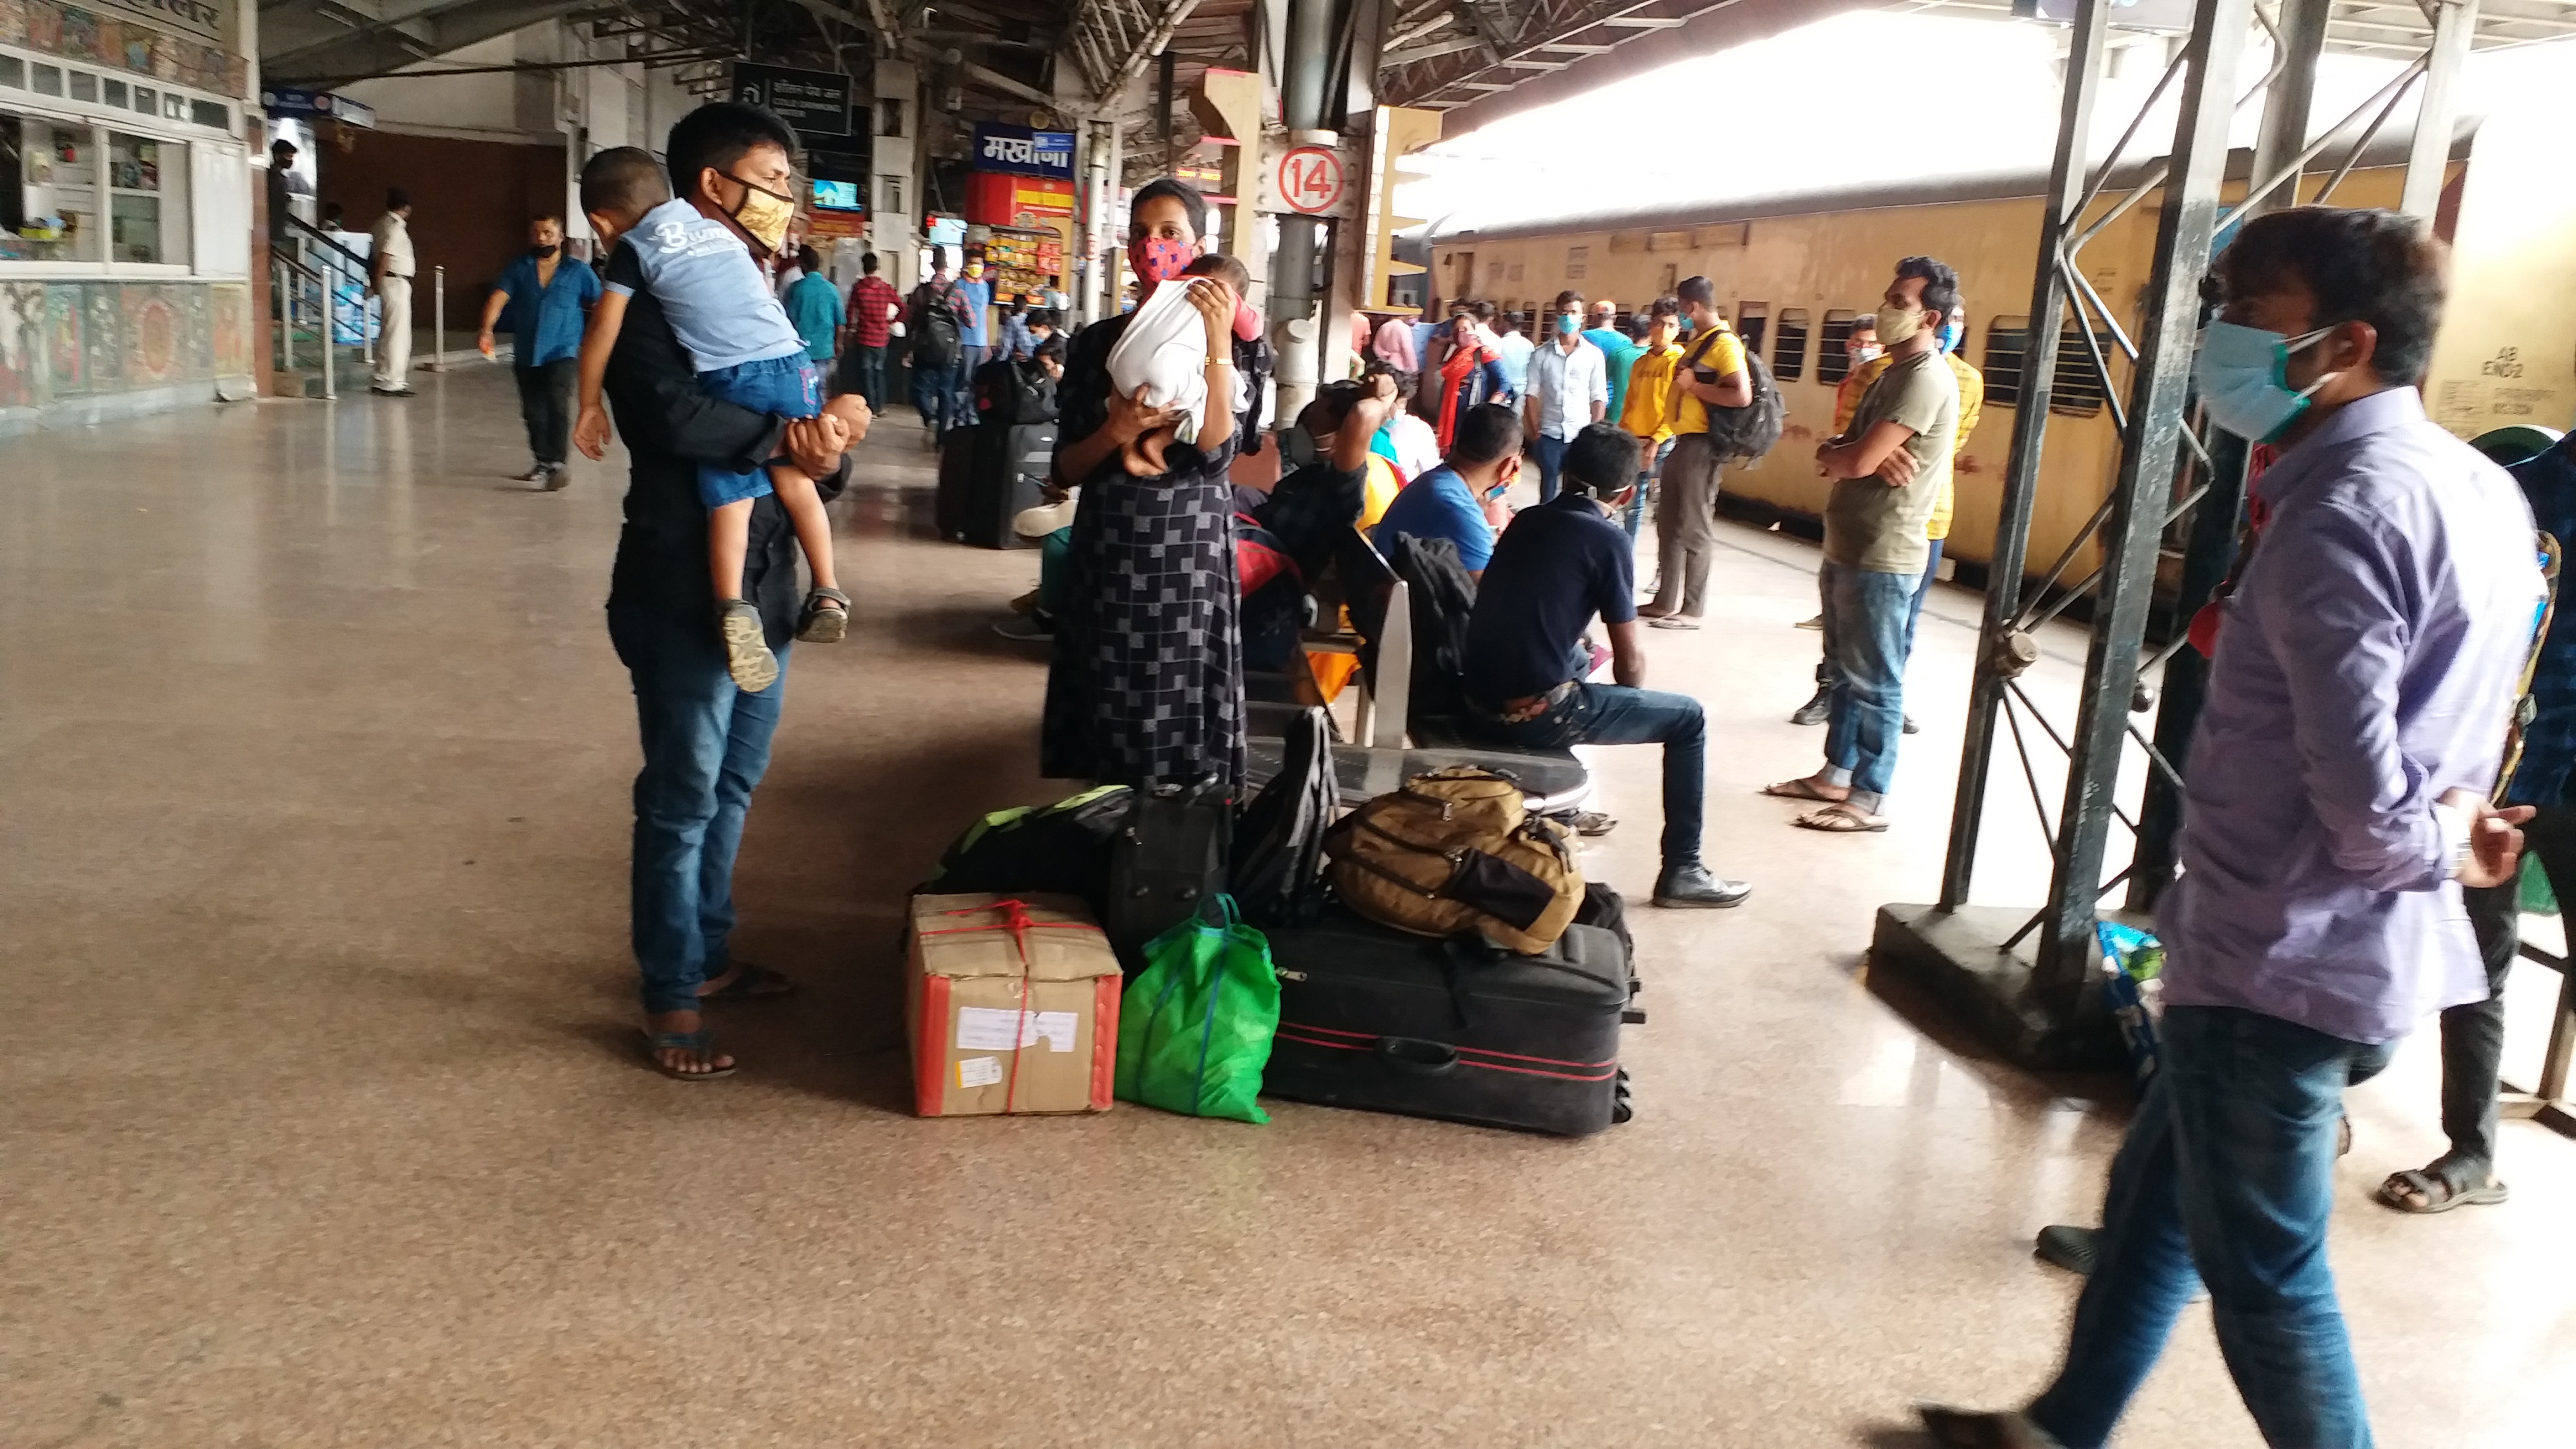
[933,427,976,541]
[962,421,1058,549]
[1263,908,1641,1136]
[1102,783,1232,969]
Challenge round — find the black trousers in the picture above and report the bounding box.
[515,358,577,467]
[2449,801,2576,1168]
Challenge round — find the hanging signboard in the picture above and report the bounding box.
[970,122,1077,181]
[729,62,853,140]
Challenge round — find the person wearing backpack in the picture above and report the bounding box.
[1637,275,1752,629]
[1764,257,1961,834]
[908,256,974,446]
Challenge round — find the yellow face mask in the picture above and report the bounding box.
[722,171,796,255]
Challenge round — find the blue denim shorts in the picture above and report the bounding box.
[695,353,822,509]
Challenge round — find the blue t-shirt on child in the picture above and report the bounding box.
[603,197,804,373]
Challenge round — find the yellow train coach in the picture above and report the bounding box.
[1423,106,2576,583]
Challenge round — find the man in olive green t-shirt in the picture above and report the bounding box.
[1764,256,1961,832]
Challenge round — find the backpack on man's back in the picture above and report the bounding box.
[1686,322,1785,465]
[913,282,963,370]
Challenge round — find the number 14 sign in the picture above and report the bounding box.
[1266,144,1354,219]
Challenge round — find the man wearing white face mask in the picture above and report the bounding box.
[1523,287,1610,503]
[1765,256,1959,833]
[1920,207,2541,1449]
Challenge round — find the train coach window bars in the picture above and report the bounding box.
[1983,315,2029,408]
[1565,244,1587,281]
[1773,307,1810,383]
[1818,310,1863,384]
[2051,321,2115,417]
[1735,301,1768,361]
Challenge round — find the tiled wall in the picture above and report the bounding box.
[0,280,251,408]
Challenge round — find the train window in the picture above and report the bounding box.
[1984,316,2030,408]
[1772,308,1810,383]
[1507,261,1524,282]
[1566,244,1587,281]
[2052,322,2115,416]
[1817,310,1863,384]
[1657,263,1676,295]
[1735,302,1767,361]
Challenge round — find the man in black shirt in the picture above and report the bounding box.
[587,142,860,1081]
[1461,423,1748,908]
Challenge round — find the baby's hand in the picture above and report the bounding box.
[823,392,873,441]
[1123,425,1176,477]
[574,404,612,461]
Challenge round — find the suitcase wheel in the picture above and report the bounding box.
[1612,1067,1633,1125]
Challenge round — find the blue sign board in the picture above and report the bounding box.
[971,123,1076,181]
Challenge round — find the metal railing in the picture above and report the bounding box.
[273,252,335,399]
[282,215,376,373]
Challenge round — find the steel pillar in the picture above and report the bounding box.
[2129,0,2331,912]
[1936,0,2114,913]
[1877,0,2258,1066]
[2402,0,2477,219]
[1267,0,1342,425]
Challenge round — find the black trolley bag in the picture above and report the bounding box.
[1262,907,1642,1136]
[1102,782,1233,969]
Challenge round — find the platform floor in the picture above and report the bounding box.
[5,367,2571,1447]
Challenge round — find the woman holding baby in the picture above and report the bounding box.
[1040,178,1249,793]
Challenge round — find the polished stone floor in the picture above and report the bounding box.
[4,368,2570,1447]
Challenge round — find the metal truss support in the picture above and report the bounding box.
[2402,0,2478,217]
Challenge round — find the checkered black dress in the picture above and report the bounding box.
[1041,314,1246,790]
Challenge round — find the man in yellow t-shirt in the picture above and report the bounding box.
[1616,300,1685,541]
[1639,275,1750,628]
[1794,304,1986,728]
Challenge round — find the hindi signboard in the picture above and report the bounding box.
[970,122,1077,181]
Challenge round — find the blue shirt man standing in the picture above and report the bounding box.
[476,215,603,485]
[1924,206,2542,1449]
[955,254,995,369]
[781,244,843,367]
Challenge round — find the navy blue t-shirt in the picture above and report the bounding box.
[1460,492,1636,703]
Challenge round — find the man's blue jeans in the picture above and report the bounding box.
[609,603,789,1016]
[1476,683,1704,872]
[1533,433,1570,504]
[1624,437,1674,540]
[913,359,963,433]
[1817,560,1917,798]
[2027,1005,2392,1449]
[1816,539,1943,694]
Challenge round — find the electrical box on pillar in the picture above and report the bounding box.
[1361,106,1441,317]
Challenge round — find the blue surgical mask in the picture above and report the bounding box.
[1281,427,1322,470]
[2191,320,2339,443]
[1557,312,1580,337]
[1936,319,1962,354]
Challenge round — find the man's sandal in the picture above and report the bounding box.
[2376,1161,2509,1214]
[641,1027,736,1081]
[1761,776,1845,802]
[797,588,851,643]
[1794,803,1890,834]
[699,964,799,1001]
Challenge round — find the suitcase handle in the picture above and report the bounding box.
[1376,1036,1460,1074]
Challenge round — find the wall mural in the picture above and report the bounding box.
[0,281,247,410]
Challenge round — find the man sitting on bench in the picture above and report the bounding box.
[1459,422,1751,910]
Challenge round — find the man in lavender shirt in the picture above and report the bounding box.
[1921,208,2541,1449]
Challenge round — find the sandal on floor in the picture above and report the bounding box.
[1762,776,1845,802]
[641,1027,736,1081]
[699,964,799,1001]
[797,587,851,643]
[1794,803,1890,834]
[2375,1161,2509,1214]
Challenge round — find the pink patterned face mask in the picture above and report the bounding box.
[1133,235,1196,288]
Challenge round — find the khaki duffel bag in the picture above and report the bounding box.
[1323,766,1583,954]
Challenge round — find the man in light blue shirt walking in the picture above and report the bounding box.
[1922,207,2541,1449]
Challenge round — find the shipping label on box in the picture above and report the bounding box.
[907,893,1121,1116]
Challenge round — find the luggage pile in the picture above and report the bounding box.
[908,714,1645,1136]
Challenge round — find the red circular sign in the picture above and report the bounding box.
[1276,145,1345,215]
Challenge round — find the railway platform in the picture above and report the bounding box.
[5,366,2570,1446]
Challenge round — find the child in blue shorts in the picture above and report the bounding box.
[572,146,866,692]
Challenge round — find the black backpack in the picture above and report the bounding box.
[1231,706,1338,927]
[913,282,963,370]
[924,785,1131,902]
[973,357,1055,425]
[1688,325,1786,465]
[1388,533,1478,722]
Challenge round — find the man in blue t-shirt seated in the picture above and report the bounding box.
[1460,423,1750,910]
[1372,402,1519,577]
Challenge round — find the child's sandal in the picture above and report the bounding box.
[797,588,851,643]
